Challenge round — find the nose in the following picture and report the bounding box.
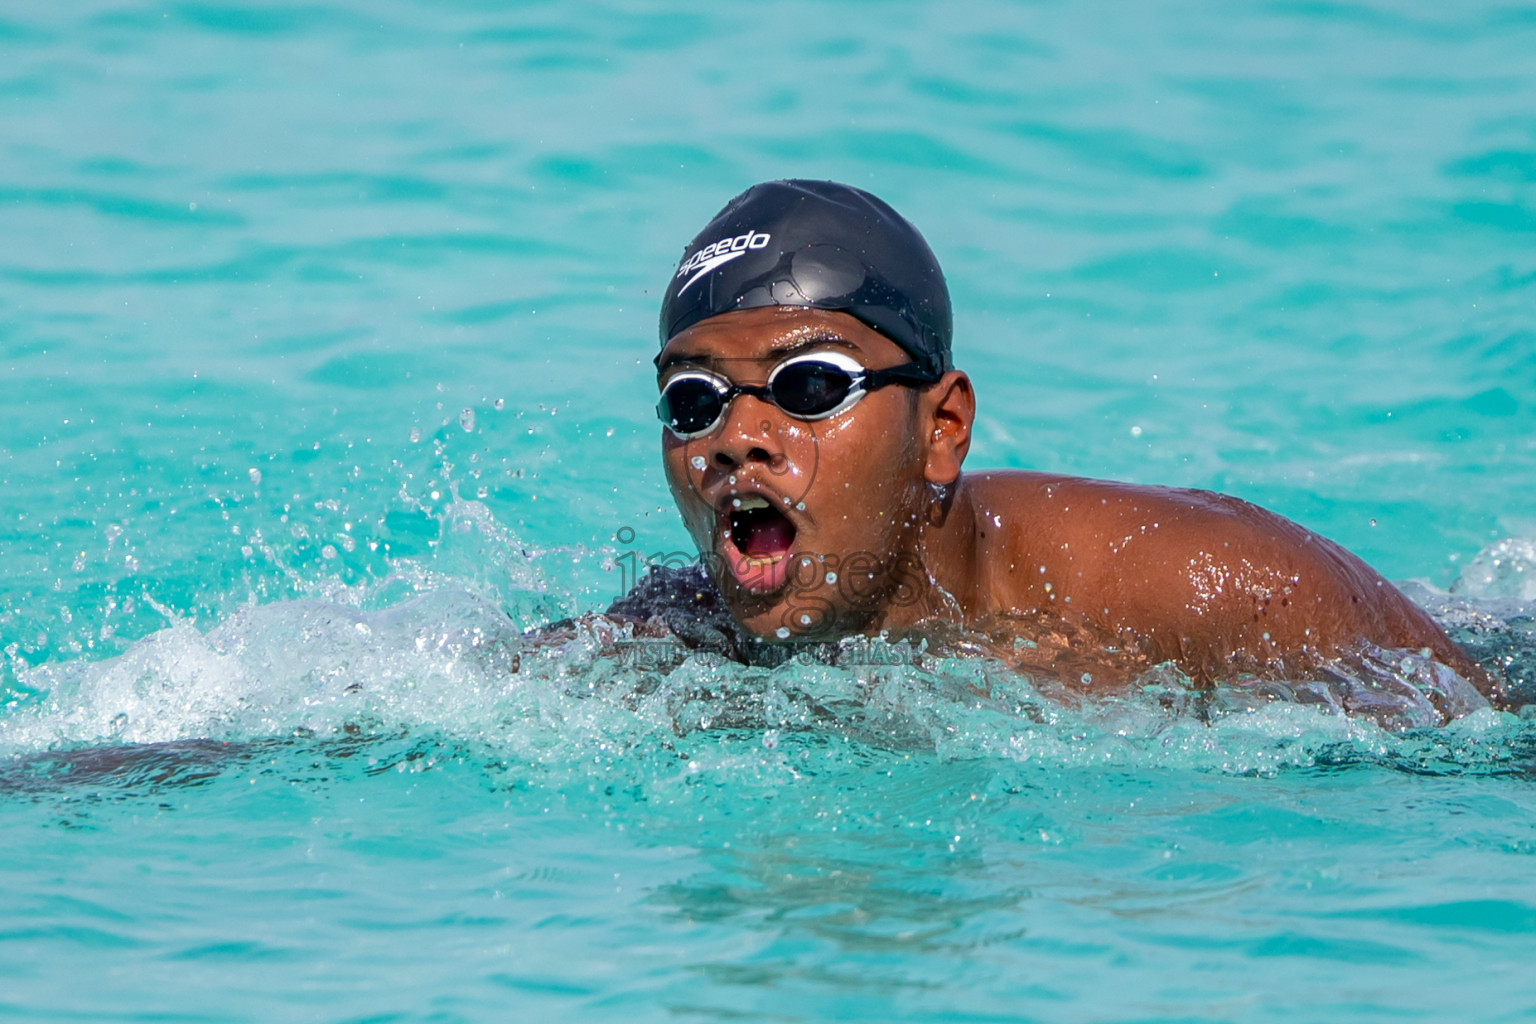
[706,392,783,471]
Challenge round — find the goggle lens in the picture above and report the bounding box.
[659,378,727,436]
[768,360,857,417]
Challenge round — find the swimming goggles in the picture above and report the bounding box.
[657,350,936,440]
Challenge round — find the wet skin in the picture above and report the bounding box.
[657,307,1492,693]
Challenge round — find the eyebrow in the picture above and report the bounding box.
[770,331,859,357]
[657,330,859,376]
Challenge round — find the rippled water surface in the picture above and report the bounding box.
[4,1,1536,1021]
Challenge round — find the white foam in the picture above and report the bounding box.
[4,509,1531,779]
[1453,536,1536,601]
[3,590,526,753]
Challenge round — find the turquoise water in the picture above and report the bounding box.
[4,1,1536,1020]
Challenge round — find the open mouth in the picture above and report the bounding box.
[729,495,797,558]
[715,492,800,596]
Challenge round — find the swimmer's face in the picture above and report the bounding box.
[657,307,956,640]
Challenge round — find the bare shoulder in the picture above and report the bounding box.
[959,470,1478,682]
[965,470,1313,561]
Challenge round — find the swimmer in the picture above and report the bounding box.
[611,179,1499,701]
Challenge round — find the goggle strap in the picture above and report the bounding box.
[862,363,940,391]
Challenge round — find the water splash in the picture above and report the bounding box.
[7,519,1536,784]
[4,588,1532,785]
[1452,536,1536,601]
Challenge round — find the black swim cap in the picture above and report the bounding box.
[658,180,952,377]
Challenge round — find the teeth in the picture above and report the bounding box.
[735,495,771,511]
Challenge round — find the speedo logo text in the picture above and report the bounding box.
[675,231,771,293]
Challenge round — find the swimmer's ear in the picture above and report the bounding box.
[919,370,973,486]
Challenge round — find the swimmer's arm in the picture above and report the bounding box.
[988,476,1491,689]
[1090,491,1491,687]
[512,612,682,671]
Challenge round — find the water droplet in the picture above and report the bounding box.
[796,501,805,511]
[775,627,791,639]
[493,398,505,411]
[762,729,780,750]
[248,467,262,486]
[799,613,811,625]
[825,571,837,584]
[459,408,476,432]
[409,426,422,443]
[1130,425,1143,437]
[728,475,737,485]
[690,455,707,470]
[321,545,338,560]
[732,498,741,507]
